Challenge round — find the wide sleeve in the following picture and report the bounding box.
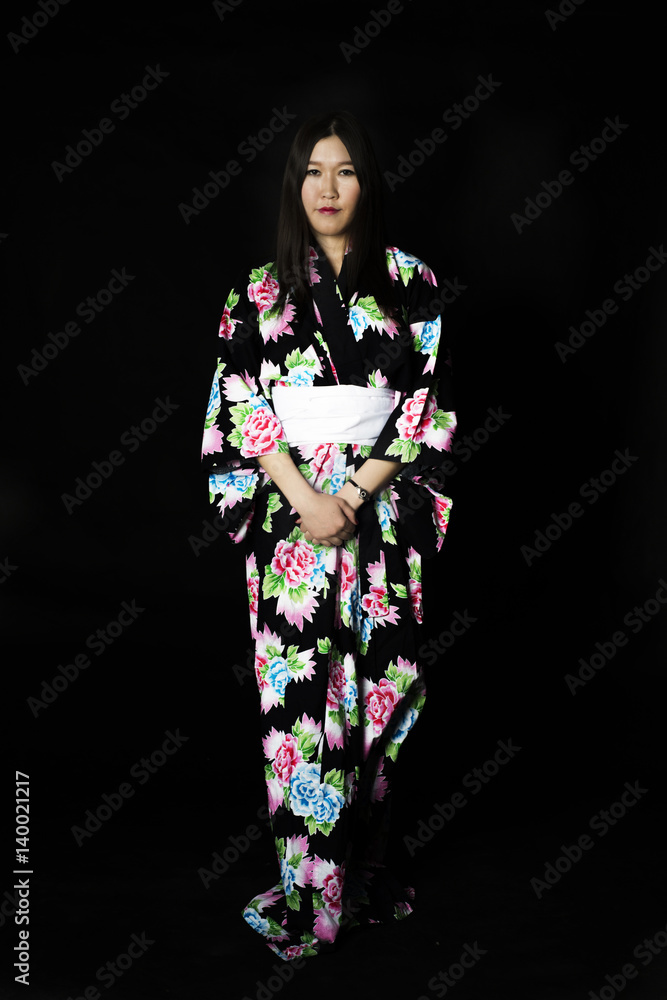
[370,249,456,468]
[370,249,457,554]
[201,268,290,543]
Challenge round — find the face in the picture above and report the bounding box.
[300,134,361,247]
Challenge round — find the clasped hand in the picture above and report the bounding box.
[296,492,358,548]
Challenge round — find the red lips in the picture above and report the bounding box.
[318,208,340,214]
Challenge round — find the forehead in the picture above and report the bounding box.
[308,134,353,164]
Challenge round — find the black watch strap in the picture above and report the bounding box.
[349,478,372,502]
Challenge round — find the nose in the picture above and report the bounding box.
[320,172,338,199]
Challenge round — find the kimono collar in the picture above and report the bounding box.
[308,241,352,299]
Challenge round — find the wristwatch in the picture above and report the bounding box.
[348,478,372,502]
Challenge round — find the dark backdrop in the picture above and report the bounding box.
[4,2,666,997]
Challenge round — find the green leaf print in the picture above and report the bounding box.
[385,439,420,464]
[266,915,285,937]
[385,663,399,683]
[391,583,408,600]
[228,428,244,450]
[249,265,275,284]
[433,410,453,429]
[288,852,303,869]
[275,837,285,859]
[285,348,315,371]
[263,492,283,533]
[317,637,331,655]
[297,733,317,759]
[328,707,345,729]
[230,401,254,426]
[226,289,240,312]
[262,570,284,599]
[307,816,335,837]
[396,673,413,694]
[323,769,345,795]
[286,889,302,911]
[398,264,416,285]
[355,295,384,325]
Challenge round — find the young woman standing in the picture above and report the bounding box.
[202,109,456,960]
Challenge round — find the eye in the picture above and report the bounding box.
[305,168,320,176]
[340,169,356,176]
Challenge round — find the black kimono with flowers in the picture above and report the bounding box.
[201,244,456,960]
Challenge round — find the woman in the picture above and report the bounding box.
[201,109,456,961]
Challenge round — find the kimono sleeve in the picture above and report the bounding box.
[201,270,290,543]
[370,250,457,470]
[370,251,457,556]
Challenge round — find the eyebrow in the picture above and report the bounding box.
[307,160,354,165]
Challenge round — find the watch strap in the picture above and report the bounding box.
[349,478,372,502]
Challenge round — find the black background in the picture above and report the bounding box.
[4,1,667,997]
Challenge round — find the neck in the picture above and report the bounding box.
[315,235,348,277]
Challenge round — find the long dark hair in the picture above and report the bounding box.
[274,109,396,317]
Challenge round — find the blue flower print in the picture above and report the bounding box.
[210,471,236,493]
[330,472,346,494]
[312,784,345,825]
[344,678,358,712]
[349,585,363,633]
[280,858,296,896]
[311,548,327,590]
[348,305,369,341]
[393,249,420,269]
[248,392,268,411]
[289,762,321,817]
[376,498,392,533]
[288,367,315,387]
[243,908,271,935]
[361,615,373,645]
[419,318,440,353]
[391,707,419,745]
[206,379,220,420]
[266,656,289,697]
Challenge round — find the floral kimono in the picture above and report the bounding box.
[201,245,456,960]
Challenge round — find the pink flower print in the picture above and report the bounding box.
[310,442,337,478]
[408,578,423,624]
[201,423,224,457]
[260,301,296,344]
[271,539,317,588]
[248,271,280,313]
[273,733,303,786]
[365,678,400,736]
[240,405,285,457]
[326,659,346,711]
[218,305,236,339]
[247,574,259,617]
[321,866,344,915]
[433,495,452,534]
[339,549,356,599]
[362,584,387,618]
[255,651,268,692]
[395,388,438,443]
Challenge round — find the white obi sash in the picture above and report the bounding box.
[271,384,399,445]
